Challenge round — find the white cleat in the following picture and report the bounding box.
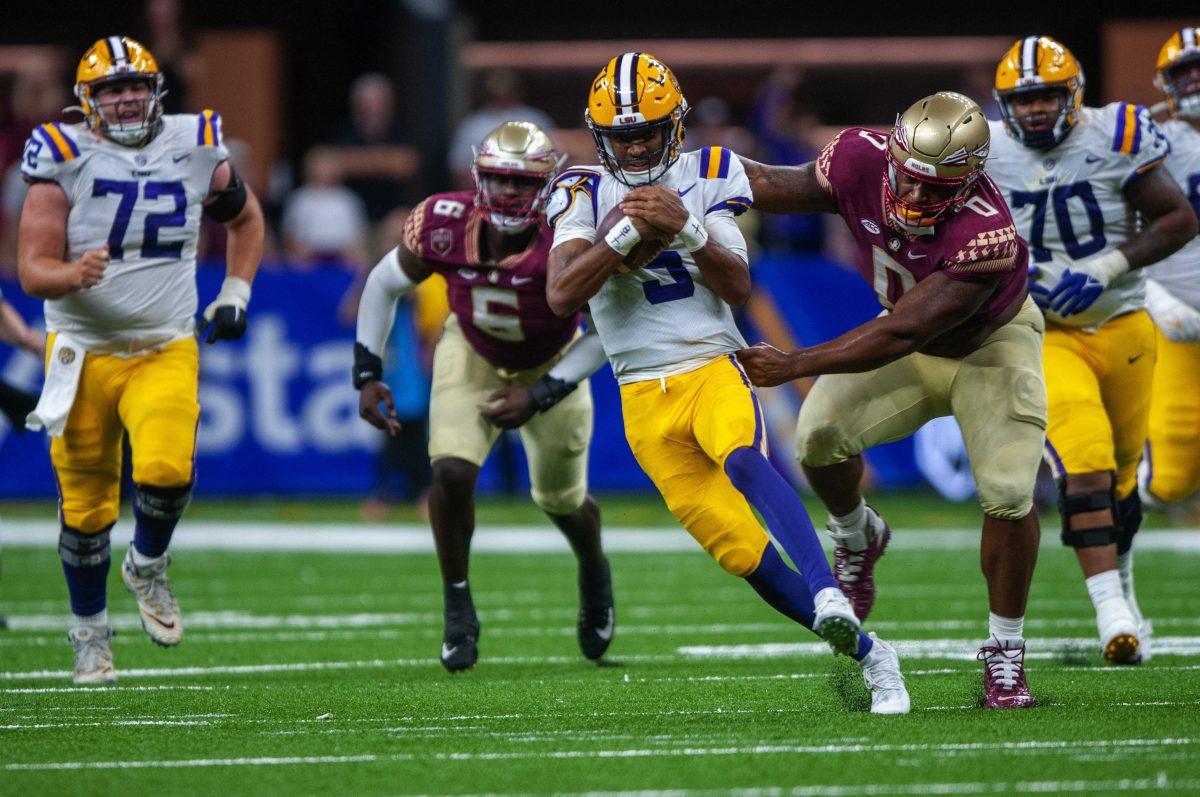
[813,587,861,657]
[1133,617,1153,663]
[859,633,910,714]
[121,549,183,647]
[69,625,116,685]
[1096,599,1140,665]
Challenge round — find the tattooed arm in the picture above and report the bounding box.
[737,158,839,215]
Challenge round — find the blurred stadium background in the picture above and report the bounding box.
[0,1,1196,518]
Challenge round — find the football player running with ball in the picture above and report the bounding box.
[1140,28,1200,512]
[986,36,1196,664]
[17,37,265,683]
[355,122,615,672]
[548,52,909,714]
[738,92,1046,708]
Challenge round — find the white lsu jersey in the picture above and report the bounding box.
[986,103,1170,330]
[548,146,752,384]
[20,111,229,351]
[1147,118,1200,310]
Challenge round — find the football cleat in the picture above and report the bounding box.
[827,505,891,621]
[577,556,615,661]
[813,587,861,657]
[441,584,480,673]
[1096,600,1141,665]
[978,638,1036,708]
[69,624,116,685]
[121,550,183,647]
[1133,618,1154,664]
[859,633,910,714]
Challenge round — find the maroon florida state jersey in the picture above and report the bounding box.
[817,127,1028,331]
[403,191,579,371]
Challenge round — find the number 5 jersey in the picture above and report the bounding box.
[548,146,753,384]
[985,103,1170,330]
[21,112,229,350]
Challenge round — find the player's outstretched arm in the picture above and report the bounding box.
[1120,166,1198,269]
[199,161,265,343]
[737,158,839,216]
[736,271,994,385]
[18,183,108,300]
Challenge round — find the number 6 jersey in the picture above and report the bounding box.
[21,112,229,350]
[548,147,753,384]
[986,103,1171,330]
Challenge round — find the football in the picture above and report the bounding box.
[597,204,672,271]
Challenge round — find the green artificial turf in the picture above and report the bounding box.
[1,514,1197,795]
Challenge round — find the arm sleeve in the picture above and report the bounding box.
[355,248,417,357]
[547,325,607,384]
[548,171,600,248]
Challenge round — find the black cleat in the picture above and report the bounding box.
[440,583,480,673]
[577,557,615,661]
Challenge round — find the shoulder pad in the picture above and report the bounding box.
[698,146,732,180]
[20,123,81,181]
[1109,103,1149,156]
[548,169,600,227]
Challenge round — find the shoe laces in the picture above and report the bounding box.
[835,548,865,582]
[130,562,179,617]
[863,650,905,692]
[978,643,1026,690]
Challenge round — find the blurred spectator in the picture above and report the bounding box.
[687,96,757,154]
[447,70,554,189]
[198,138,279,263]
[142,0,199,114]
[282,148,368,269]
[329,73,419,223]
[0,285,42,430]
[960,65,1002,121]
[748,68,826,254]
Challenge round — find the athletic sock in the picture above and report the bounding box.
[988,612,1024,646]
[725,447,838,597]
[829,498,871,552]
[1117,551,1143,621]
[73,609,108,628]
[1085,568,1129,626]
[59,527,111,619]
[130,547,166,569]
[132,484,191,559]
[745,543,873,662]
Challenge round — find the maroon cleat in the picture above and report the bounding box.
[978,639,1037,709]
[828,506,890,621]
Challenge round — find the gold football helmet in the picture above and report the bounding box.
[994,35,1085,149]
[1155,27,1200,118]
[883,91,990,230]
[472,121,565,231]
[74,36,165,146]
[584,52,688,185]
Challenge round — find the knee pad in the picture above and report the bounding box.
[978,478,1034,521]
[1058,484,1119,548]
[795,421,848,468]
[532,484,586,516]
[134,482,193,521]
[59,525,112,567]
[714,537,766,578]
[1115,491,1142,556]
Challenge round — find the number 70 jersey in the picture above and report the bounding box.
[20,113,228,349]
[985,103,1170,329]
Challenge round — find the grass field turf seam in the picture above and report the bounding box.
[1,514,1198,795]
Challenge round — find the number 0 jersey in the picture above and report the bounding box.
[986,103,1171,330]
[817,127,1027,334]
[1147,118,1200,311]
[401,191,579,371]
[548,147,753,384]
[21,113,228,350]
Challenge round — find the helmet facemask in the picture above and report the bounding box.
[78,73,165,146]
[472,165,557,233]
[882,155,978,231]
[995,84,1076,150]
[588,105,686,187]
[1161,55,1200,119]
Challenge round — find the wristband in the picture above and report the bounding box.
[352,342,384,390]
[1080,249,1130,288]
[604,216,642,257]
[678,214,709,252]
[216,276,252,311]
[528,375,577,412]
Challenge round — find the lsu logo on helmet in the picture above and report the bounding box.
[994,35,1085,149]
[584,52,688,186]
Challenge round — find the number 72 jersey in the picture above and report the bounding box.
[20,112,228,349]
[985,103,1170,329]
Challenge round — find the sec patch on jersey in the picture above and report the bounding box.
[597,204,670,272]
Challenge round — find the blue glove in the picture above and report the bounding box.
[1027,266,1051,310]
[1046,268,1105,317]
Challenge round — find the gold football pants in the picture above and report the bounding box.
[1142,327,1200,503]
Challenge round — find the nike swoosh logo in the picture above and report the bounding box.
[441,643,457,659]
[146,614,176,629]
[1085,155,1103,163]
[1129,353,1144,364]
[172,153,191,163]
[595,609,615,641]
[677,183,697,197]
[906,252,927,260]
[511,276,533,286]
[458,269,478,280]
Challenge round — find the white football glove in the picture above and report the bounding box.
[1145,279,1200,343]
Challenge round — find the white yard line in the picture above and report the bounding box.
[2,521,1199,553]
[0,684,224,695]
[5,739,1195,772]
[678,636,1200,660]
